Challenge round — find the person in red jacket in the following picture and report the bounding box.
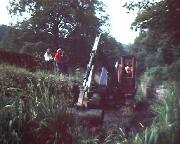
[54,48,63,72]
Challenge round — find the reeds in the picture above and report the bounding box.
[132,81,180,144]
[0,64,101,143]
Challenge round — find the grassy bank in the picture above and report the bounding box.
[131,81,180,144]
[1,63,179,144]
[0,64,97,144]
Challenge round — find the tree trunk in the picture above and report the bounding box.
[52,20,59,49]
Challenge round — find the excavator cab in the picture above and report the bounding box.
[81,55,137,108]
[117,55,136,98]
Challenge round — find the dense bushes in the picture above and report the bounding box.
[142,60,180,83]
[131,81,180,144]
[0,64,87,143]
[105,79,180,144]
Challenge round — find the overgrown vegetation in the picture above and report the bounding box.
[0,64,100,143]
[131,81,180,144]
[103,81,179,144]
[113,1,180,143]
[0,0,179,143]
[126,0,180,81]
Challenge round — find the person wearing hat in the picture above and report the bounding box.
[54,48,63,72]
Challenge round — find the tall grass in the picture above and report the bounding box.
[105,127,128,144]
[154,81,179,144]
[131,81,180,144]
[26,80,78,143]
[104,78,180,144]
[0,87,22,143]
[0,64,99,143]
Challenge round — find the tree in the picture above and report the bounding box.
[99,34,126,64]
[0,25,22,52]
[9,0,108,48]
[126,0,180,79]
[126,0,180,64]
[8,0,110,66]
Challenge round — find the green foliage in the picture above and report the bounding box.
[129,31,162,76]
[0,88,22,143]
[150,82,180,144]
[0,25,9,40]
[9,0,108,47]
[0,63,105,143]
[99,34,126,64]
[124,0,157,12]
[20,41,48,58]
[141,59,180,82]
[0,25,53,56]
[122,81,179,144]
[0,25,22,52]
[127,0,180,78]
[133,126,158,144]
[0,64,90,143]
[77,127,100,144]
[26,80,78,143]
[5,0,111,67]
[105,127,128,144]
[166,59,180,81]
[142,66,167,83]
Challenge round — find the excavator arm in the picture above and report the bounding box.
[77,34,102,107]
[76,34,120,108]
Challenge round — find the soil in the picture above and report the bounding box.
[97,98,156,143]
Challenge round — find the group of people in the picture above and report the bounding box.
[44,48,68,73]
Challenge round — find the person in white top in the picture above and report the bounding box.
[44,48,53,71]
[44,48,53,61]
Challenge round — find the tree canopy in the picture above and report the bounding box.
[0,0,129,68]
[9,0,108,48]
[126,0,180,80]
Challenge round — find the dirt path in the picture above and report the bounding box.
[99,101,155,143]
[103,106,133,130]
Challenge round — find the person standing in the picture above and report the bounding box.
[54,48,63,73]
[44,48,53,71]
[61,52,69,74]
[99,67,108,86]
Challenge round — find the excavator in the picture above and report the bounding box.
[73,34,137,125]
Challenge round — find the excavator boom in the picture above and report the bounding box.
[77,34,102,107]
